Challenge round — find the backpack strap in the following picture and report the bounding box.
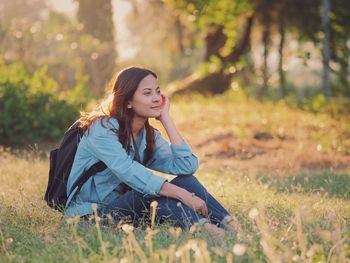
[67,161,107,203]
[74,161,107,192]
[67,135,142,206]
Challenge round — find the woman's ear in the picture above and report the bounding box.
[126,99,133,109]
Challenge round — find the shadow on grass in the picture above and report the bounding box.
[257,171,350,200]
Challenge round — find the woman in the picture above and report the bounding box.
[65,66,238,239]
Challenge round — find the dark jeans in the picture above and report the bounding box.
[98,175,231,229]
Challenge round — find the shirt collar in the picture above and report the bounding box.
[130,126,146,162]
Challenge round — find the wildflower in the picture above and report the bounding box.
[211,247,225,256]
[319,230,331,241]
[189,224,197,234]
[325,210,337,222]
[168,227,182,238]
[233,243,246,256]
[6,238,13,245]
[306,248,314,258]
[249,208,259,219]
[316,144,322,151]
[66,217,74,225]
[186,239,199,251]
[175,250,183,257]
[292,255,300,261]
[150,201,158,228]
[66,216,80,225]
[121,224,134,234]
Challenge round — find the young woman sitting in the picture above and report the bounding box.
[65,66,238,240]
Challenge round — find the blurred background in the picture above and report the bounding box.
[0,0,349,145]
[2,3,350,261]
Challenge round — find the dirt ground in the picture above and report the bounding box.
[191,131,350,173]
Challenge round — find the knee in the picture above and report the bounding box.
[170,175,207,193]
[170,174,198,186]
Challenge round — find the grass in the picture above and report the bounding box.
[1,90,350,262]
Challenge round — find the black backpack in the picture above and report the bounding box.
[44,121,107,212]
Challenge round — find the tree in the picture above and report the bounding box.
[0,1,102,98]
[165,0,254,95]
[75,0,117,96]
[329,0,350,97]
[124,0,199,83]
[322,0,331,98]
[0,0,47,63]
[251,0,320,99]
[254,0,274,98]
[292,0,349,98]
[276,1,287,97]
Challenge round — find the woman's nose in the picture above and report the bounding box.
[153,93,161,102]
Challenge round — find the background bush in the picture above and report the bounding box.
[0,61,88,145]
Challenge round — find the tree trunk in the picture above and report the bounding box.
[173,14,254,95]
[322,0,331,98]
[339,48,350,97]
[175,15,185,54]
[260,22,270,98]
[204,24,227,61]
[129,0,139,16]
[76,0,116,96]
[222,14,255,66]
[278,18,287,98]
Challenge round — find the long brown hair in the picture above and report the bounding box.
[79,66,157,164]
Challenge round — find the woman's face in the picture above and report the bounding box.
[128,74,162,119]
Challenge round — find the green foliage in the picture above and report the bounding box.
[164,0,252,54]
[304,94,327,113]
[0,62,83,145]
[297,93,350,118]
[251,81,350,117]
[1,7,116,96]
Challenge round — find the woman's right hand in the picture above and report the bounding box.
[159,182,208,217]
[180,191,208,217]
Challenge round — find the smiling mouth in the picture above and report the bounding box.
[151,106,161,110]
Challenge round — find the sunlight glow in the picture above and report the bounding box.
[47,0,137,61]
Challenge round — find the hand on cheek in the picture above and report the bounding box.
[156,94,169,120]
[162,94,169,111]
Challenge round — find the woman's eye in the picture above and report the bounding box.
[143,92,151,95]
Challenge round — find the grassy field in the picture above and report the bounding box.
[1,91,349,262]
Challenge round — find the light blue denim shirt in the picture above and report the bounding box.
[65,117,199,218]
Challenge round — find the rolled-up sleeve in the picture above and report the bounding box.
[85,119,167,197]
[147,131,199,175]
